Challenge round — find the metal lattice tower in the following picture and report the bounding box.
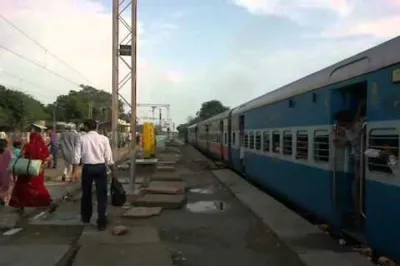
[112,0,137,185]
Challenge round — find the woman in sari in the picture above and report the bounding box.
[0,139,12,206]
[9,132,57,212]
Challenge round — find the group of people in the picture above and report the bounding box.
[0,119,116,231]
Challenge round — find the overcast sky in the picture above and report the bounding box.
[0,0,399,125]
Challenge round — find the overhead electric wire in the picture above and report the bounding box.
[1,70,53,93]
[0,13,96,86]
[0,44,81,87]
[0,70,56,100]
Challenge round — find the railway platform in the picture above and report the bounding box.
[0,140,377,266]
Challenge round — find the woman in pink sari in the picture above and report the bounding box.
[9,132,57,212]
[0,139,12,206]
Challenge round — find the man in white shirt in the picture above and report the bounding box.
[72,119,115,231]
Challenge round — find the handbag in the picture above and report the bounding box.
[7,146,42,177]
[110,178,127,206]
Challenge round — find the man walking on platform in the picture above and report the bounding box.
[48,127,58,168]
[72,119,115,230]
[59,125,80,182]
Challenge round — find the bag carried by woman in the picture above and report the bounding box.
[7,145,42,177]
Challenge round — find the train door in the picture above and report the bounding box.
[219,120,224,161]
[239,115,245,172]
[332,81,367,232]
[227,112,232,164]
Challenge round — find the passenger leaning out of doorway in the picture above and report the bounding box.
[332,100,365,209]
[333,100,366,162]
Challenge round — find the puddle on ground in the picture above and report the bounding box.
[189,187,215,195]
[185,201,228,213]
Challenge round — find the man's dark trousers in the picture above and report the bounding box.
[50,146,57,168]
[81,164,108,227]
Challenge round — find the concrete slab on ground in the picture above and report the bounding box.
[121,207,162,218]
[144,181,186,194]
[0,244,71,266]
[132,194,186,209]
[151,172,182,181]
[136,158,158,165]
[117,164,129,171]
[157,160,177,165]
[120,176,146,184]
[78,225,160,245]
[0,212,19,230]
[29,211,96,226]
[73,243,173,266]
[212,169,374,266]
[156,165,176,172]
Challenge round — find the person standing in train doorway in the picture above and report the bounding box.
[333,100,366,226]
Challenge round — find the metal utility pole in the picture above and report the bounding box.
[88,102,93,119]
[112,0,137,187]
[52,102,57,130]
[151,106,156,123]
[159,108,162,127]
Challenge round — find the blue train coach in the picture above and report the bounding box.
[189,36,400,261]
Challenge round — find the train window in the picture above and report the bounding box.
[367,128,399,175]
[232,132,236,146]
[249,132,255,149]
[224,133,228,144]
[255,131,261,150]
[263,131,270,152]
[296,131,308,160]
[283,131,292,155]
[314,130,330,162]
[244,133,249,148]
[272,131,281,153]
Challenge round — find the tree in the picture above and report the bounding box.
[49,84,125,122]
[196,100,229,120]
[176,100,229,137]
[0,84,50,130]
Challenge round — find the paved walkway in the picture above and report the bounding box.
[0,141,376,266]
[0,141,302,265]
[0,147,132,230]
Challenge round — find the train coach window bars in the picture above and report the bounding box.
[314,130,330,162]
[296,131,308,160]
[263,131,270,152]
[283,131,293,155]
[367,128,399,175]
[244,133,249,148]
[255,131,261,150]
[249,132,255,150]
[272,131,281,153]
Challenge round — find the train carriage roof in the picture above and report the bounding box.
[187,123,197,129]
[197,110,231,126]
[231,36,400,115]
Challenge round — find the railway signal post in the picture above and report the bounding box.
[112,0,138,188]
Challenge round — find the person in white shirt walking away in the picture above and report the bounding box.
[72,119,115,231]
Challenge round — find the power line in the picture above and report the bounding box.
[0,70,56,100]
[0,44,81,87]
[0,13,95,85]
